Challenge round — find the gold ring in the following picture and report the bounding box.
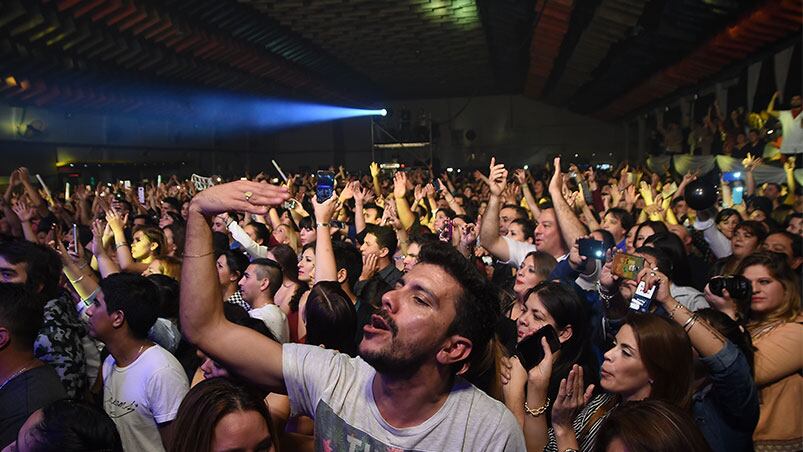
[650,272,657,277]
[244,191,253,202]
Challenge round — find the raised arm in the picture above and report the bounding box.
[11,201,38,242]
[548,157,586,248]
[766,91,780,118]
[392,172,415,230]
[312,194,339,283]
[106,209,148,274]
[181,181,290,392]
[17,167,50,216]
[353,184,371,235]
[369,162,382,197]
[479,158,511,261]
[515,169,541,220]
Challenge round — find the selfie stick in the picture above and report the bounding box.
[271,160,288,183]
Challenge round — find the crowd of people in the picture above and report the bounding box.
[0,133,800,451]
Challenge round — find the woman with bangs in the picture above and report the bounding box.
[713,220,767,276]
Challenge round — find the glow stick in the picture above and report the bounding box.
[272,160,288,183]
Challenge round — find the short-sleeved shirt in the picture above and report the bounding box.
[283,343,525,451]
[102,345,188,452]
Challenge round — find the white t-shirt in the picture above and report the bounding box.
[778,110,803,154]
[282,343,525,451]
[102,345,189,452]
[249,304,290,343]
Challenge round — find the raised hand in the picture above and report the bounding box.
[105,208,126,233]
[369,162,380,178]
[393,172,408,198]
[413,184,426,202]
[311,192,338,224]
[12,200,36,223]
[549,156,563,195]
[487,157,508,197]
[513,169,527,186]
[742,153,763,172]
[189,180,289,217]
[551,364,595,429]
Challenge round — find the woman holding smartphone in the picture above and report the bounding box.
[501,281,598,429]
[514,312,693,452]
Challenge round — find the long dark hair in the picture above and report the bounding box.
[269,244,301,285]
[627,313,694,409]
[170,377,278,452]
[523,281,599,403]
[305,281,357,356]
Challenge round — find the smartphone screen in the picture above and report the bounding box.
[612,253,645,280]
[578,238,605,259]
[516,325,561,371]
[316,171,335,201]
[629,281,656,312]
[137,187,145,204]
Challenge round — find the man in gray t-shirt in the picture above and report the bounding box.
[180,182,525,451]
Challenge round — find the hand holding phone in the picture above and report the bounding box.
[316,171,335,202]
[578,238,605,260]
[612,253,645,280]
[516,325,560,371]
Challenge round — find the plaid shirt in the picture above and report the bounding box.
[225,290,251,312]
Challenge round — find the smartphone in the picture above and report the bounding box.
[578,238,605,260]
[432,179,441,191]
[516,325,561,371]
[331,220,347,229]
[481,255,493,266]
[137,187,145,204]
[316,170,335,201]
[732,184,744,205]
[629,281,656,312]
[282,199,298,210]
[612,253,645,280]
[124,180,131,190]
[72,224,78,254]
[722,171,743,182]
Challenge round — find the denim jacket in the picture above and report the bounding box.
[693,340,760,452]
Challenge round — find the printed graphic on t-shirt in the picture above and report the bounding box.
[315,401,418,452]
[106,396,139,418]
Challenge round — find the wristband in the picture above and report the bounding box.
[316,222,330,228]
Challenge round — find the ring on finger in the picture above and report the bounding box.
[244,191,254,202]
[650,271,656,277]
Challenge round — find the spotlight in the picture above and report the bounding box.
[380,108,387,116]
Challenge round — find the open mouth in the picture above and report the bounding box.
[364,311,397,337]
[370,314,390,331]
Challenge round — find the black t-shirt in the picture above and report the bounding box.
[0,363,66,448]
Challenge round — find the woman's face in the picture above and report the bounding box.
[299,226,316,246]
[625,226,638,254]
[634,225,654,250]
[600,324,652,401]
[131,231,155,260]
[516,293,558,343]
[181,202,190,220]
[212,409,274,452]
[162,227,176,257]
[717,214,740,239]
[731,226,760,258]
[514,255,544,296]
[159,211,174,229]
[742,264,786,316]
[297,248,315,283]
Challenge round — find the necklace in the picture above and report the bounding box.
[282,281,294,288]
[0,360,35,391]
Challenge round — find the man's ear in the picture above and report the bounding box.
[258,277,270,293]
[336,268,348,284]
[111,310,126,330]
[378,246,389,259]
[436,335,473,368]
